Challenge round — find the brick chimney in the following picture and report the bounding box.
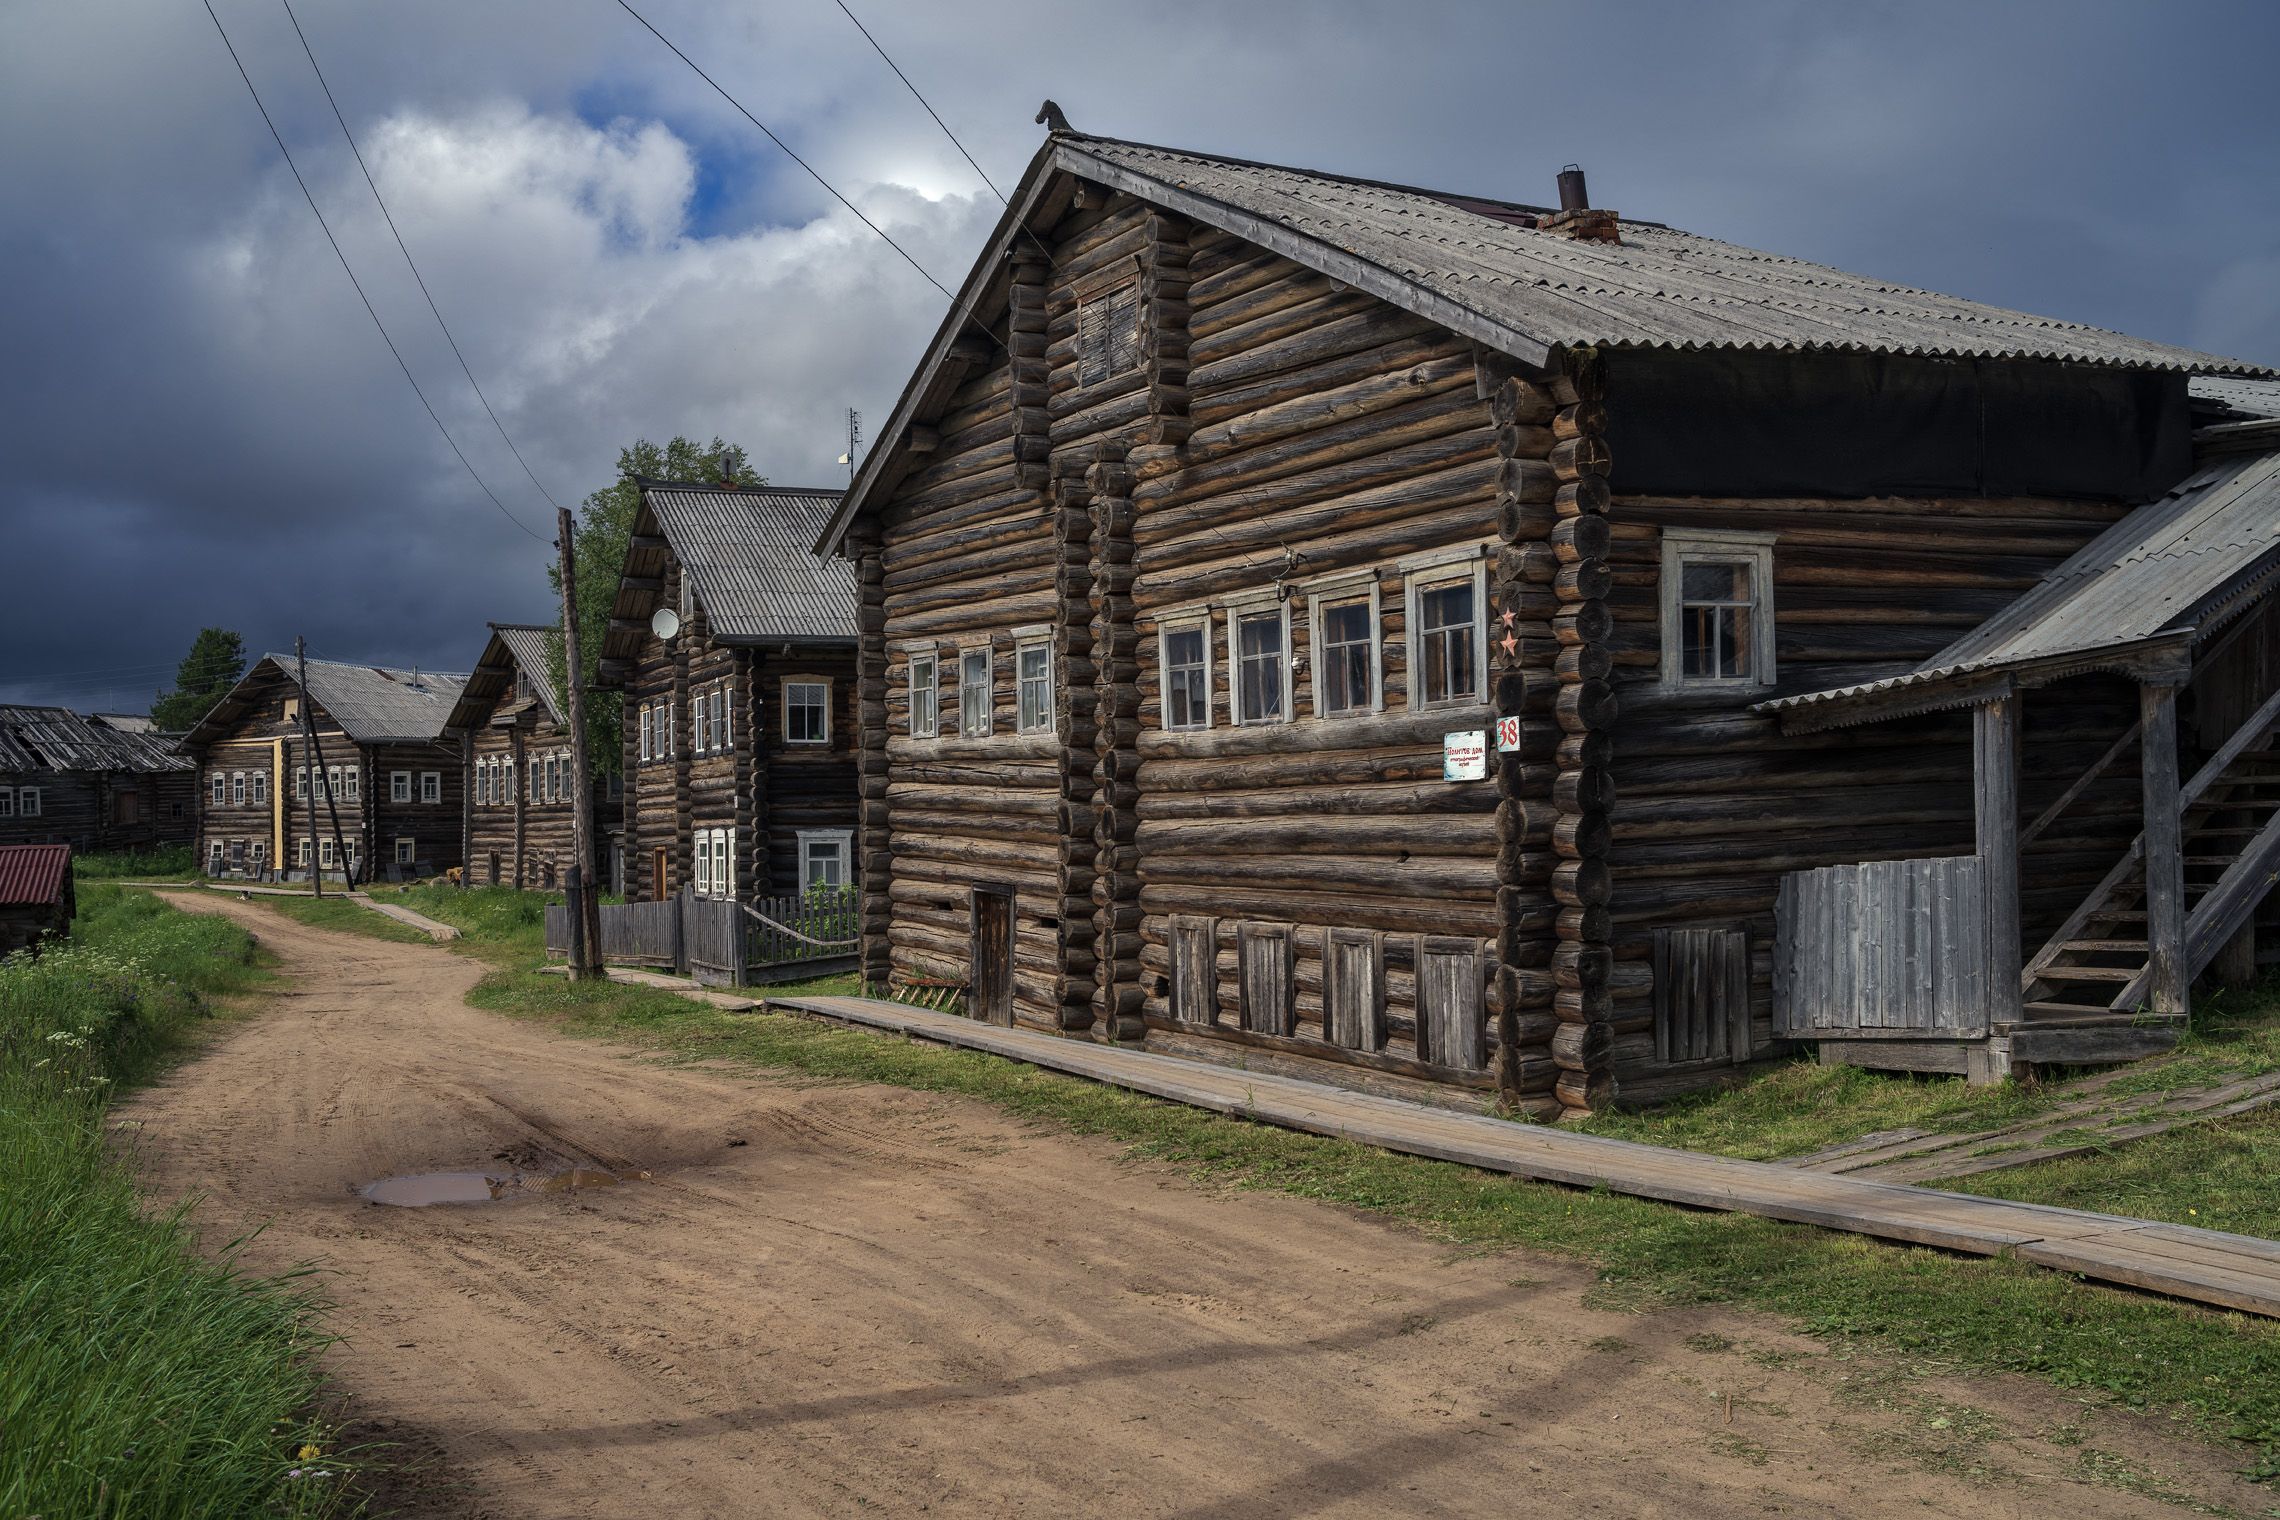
[1537,164,1620,244]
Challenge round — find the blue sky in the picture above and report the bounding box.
[1,0,2274,713]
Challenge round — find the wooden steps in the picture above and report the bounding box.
[769,992,2280,1320]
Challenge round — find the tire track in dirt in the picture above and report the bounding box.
[116,892,2262,1519]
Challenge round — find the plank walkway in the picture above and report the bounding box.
[537,963,758,1012]
[768,993,2280,1321]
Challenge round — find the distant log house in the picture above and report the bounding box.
[815,119,2278,1118]
[0,706,195,854]
[181,654,467,881]
[598,480,857,906]
[447,623,620,890]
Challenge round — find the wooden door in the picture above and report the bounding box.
[1324,928,1386,1051]
[1171,915,1219,1026]
[652,848,668,902]
[970,885,1015,1026]
[1416,937,1484,1070]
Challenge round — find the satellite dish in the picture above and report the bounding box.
[650,607,681,641]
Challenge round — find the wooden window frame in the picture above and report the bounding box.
[1399,545,1491,713]
[210,773,226,806]
[209,839,225,872]
[1658,529,1778,691]
[695,828,713,897]
[1156,613,1214,732]
[229,771,245,807]
[638,703,652,764]
[1303,568,1383,720]
[1013,629,1055,736]
[1073,261,1142,391]
[16,788,35,819]
[319,837,337,870]
[419,771,442,805]
[249,839,266,868]
[782,677,832,746]
[906,648,940,740]
[798,828,853,891]
[249,771,267,806]
[1227,591,1292,727]
[390,771,411,804]
[394,837,415,865]
[958,646,994,739]
[282,696,300,723]
[0,790,12,820]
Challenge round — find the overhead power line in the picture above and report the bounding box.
[612,0,1002,349]
[200,0,549,544]
[831,0,1006,204]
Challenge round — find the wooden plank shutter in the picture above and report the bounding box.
[1324,928,1386,1052]
[1416,936,1485,1070]
[1170,915,1218,1026]
[1237,922,1294,1036]
[1653,927,1752,1065]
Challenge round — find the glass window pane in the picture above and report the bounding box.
[1163,627,1207,730]
[1237,612,1284,722]
[1682,561,1751,604]
[1320,599,1372,714]
[1419,580,1477,703]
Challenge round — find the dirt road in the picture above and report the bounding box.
[120,894,2256,1518]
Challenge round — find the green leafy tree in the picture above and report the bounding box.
[549,437,758,777]
[150,628,247,731]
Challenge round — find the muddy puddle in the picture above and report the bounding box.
[361,1164,646,1207]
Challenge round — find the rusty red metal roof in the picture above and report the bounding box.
[0,843,70,908]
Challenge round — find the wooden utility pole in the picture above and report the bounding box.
[297,637,324,899]
[558,507,602,978]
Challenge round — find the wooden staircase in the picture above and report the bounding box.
[2023,691,2280,1030]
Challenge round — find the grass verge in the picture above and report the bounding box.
[323,885,2280,1486]
[73,844,201,881]
[0,884,352,1517]
[258,893,435,945]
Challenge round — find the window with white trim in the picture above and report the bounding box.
[1016,638,1054,735]
[319,837,337,869]
[0,791,12,819]
[16,788,36,819]
[419,771,441,805]
[1659,529,1778,688]
[294,767,308,803]
[249,840,267,870]
[1232,601,1290,725]
[390,771,412,804]
[211,772,226,806]
[250,772,268,807]
[784,679,830,745]
[638,703,652,763]
[907,650,939,739]
[395,837,415,864]
[327,766,343,803]
[208,839,225,872]
[343,766,359,803]
[1305,571,1382,719]
[1401,547,1489,710]
[959,648,992,738]
[296,838,310,866]
[694,829,713,896]
[798,829,852,890]
[1159,618,1211,731]
[230,772,245,806]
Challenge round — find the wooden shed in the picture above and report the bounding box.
[446,623,619,890]
[181,654,467,882]
[0,705,196,854]
[814,117,2274,1118]
[0,843,75,956]
[597,480,857,905]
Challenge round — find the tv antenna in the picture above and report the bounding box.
[836,408,862,484]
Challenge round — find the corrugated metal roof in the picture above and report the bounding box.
[643,483,855,643]
[0,843,70,907]
[283,656,467,742]
[446,623,566,731]
[1760,449,2280,722]
[0,705,194,774]
[2193,376,2280,423]
[1065,136,2271,377]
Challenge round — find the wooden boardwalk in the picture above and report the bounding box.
[770,993,2280,1321]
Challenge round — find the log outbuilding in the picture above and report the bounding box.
[0,706,195,855]
[815,117,2276,1117]
[182,654,466,882]
[598,479,857,905]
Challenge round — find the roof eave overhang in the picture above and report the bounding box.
[1761,632,2198,735]
[814,135,1562,560]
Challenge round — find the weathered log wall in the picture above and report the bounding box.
[1605,491,2139,1103]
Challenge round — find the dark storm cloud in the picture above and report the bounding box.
[2,0,2274,713]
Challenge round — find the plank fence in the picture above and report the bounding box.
[1773,855,1991,1040]
[546,886,859,987]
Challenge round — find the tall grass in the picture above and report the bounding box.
[0,886,350,1517]
[72,844,200,881]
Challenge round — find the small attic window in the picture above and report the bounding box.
[1077,280,1141,388]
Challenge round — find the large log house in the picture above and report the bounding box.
[816,117,2277,1118]
[0,706,195,854]
[447,622,619,890]
[183,654,466,881]
[598,480,857,906]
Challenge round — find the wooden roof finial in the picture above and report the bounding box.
[1035,99,1072,135]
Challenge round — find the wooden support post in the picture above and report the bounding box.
[2140,681,2187,1017]
[296,637,324,899]
[557,506,601,979]
[1973,695,2022,1029]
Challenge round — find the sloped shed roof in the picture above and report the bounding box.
[0,843,71,908]
[1761,449,2280,729]
[645,483,854,642]
[446,623,566,731]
